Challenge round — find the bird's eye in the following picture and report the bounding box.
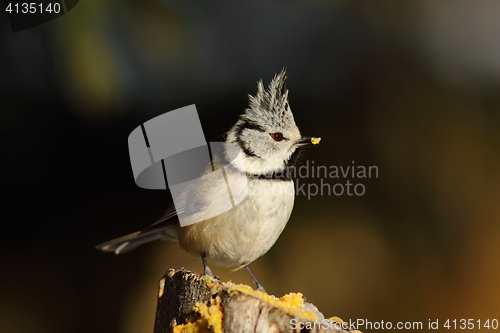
[271,132,284,141]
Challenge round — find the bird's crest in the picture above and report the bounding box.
[244,69,294,127]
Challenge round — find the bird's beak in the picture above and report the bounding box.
[295,136,321,148]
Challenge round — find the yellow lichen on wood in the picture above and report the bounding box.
[172,276,331,333]
[202,275,220,289]
[173,293,223,333]
[226,283,317,321]
[172,320,209,333]
[194,297,223,333]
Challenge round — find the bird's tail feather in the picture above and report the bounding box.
[96,229,170,254]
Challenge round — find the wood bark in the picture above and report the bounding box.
[153,269,358,333]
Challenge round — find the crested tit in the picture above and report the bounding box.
[96,69,320,291]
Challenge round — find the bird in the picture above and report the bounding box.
[96,69,320,291]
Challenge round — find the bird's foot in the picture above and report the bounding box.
[203,266,214,276]
[245,265,266,293]
[202,252,214,276]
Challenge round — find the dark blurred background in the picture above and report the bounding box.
[1,1,500,332]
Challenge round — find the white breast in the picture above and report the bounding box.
[177,174,296,268]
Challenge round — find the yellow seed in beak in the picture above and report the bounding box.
[311,137,321,145]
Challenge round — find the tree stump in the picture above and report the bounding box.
[153,269,360,333]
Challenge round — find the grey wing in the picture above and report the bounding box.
[96,202,183,255]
